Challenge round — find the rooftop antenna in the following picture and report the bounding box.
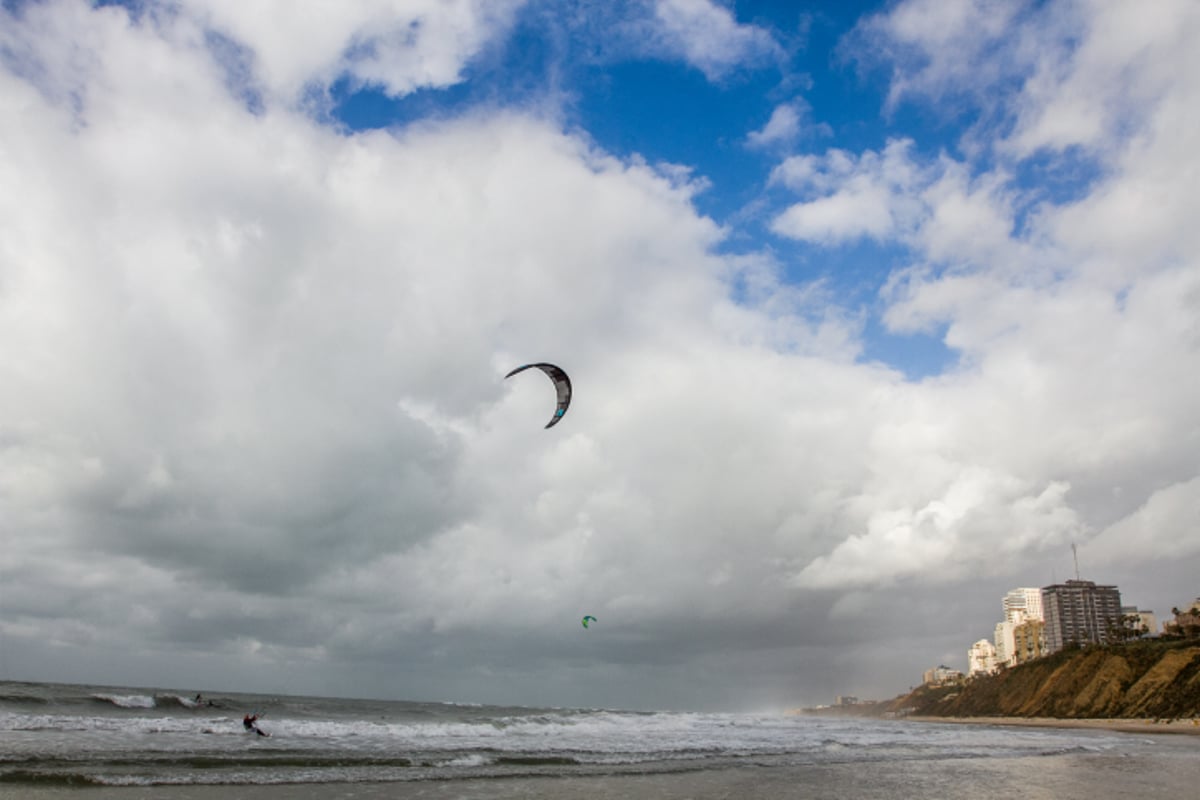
[1071,543,1080,581]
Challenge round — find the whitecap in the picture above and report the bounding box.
[93,694,155,709]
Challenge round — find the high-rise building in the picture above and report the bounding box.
[1041,580,1123,653]
[1003,587,1044,623]
[993,587,1048,667]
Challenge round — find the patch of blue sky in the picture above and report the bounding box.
[571,59,779,215]
[769,237,958,379]
[860,317,957,381]
[331,2,563,133]
[331,80,472,132]
[1008,145,1106,236]
[771,238,901,299]
[811,206,974,381]
[881,99,983,163]
[322,0,957,380]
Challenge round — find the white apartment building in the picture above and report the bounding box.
[994,620,1016,667]
[993,587,1046,668]
[968,639,998,676]
[923,665,964,686]
[1003,587,1044,623]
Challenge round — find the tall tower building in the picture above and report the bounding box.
[996,587,1047,666]
[1041,580,1122,653]
[1003,587,1044,623]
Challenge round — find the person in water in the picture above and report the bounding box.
[243,713,267,736]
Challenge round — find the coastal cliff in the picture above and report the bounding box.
[887,641,1200,720]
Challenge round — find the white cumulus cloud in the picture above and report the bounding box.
[649,0,782,80]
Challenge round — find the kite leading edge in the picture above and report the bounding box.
[505,363,572,429]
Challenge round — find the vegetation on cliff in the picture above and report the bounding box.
[887,640,1200,720]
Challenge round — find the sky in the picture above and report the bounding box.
[0,0,1197,712]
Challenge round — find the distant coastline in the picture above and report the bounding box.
[797,640,1200,729]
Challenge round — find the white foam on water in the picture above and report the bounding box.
[93,693,155,708]
[437,754,493,768]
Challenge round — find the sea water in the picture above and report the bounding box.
[1,679,1197,798]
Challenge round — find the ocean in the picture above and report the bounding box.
[1,680,1197,799]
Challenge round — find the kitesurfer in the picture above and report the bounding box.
[243,713,267,736]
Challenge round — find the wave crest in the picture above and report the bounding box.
[92,694,155,709]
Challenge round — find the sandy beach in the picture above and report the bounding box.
[6,749,1200,800]
[910,715,1200,736]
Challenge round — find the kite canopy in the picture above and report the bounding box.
[505,363,572,429]
[581,615,597,629]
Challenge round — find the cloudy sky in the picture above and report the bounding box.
[1,0,1197,711]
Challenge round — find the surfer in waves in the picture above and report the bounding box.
[243,713,268,737]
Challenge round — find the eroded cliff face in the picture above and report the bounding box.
[890,642,1200,719]
[1123,649,1200,717]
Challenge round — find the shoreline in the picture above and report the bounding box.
[908,715,1200,736]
